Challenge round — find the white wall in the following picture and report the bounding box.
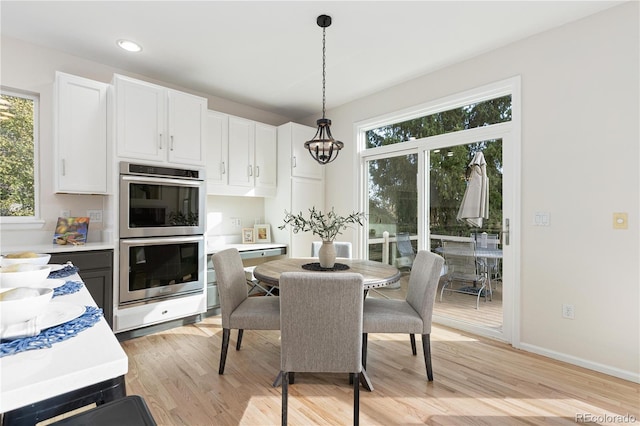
[314,3,639,380]
[0,35,289,242]
[205,195,264,239]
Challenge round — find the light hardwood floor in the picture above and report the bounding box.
[121,313,639,425]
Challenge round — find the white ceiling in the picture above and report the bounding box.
[0,1,624,120]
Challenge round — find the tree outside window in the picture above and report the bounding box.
[364,96,510,259]
[0,90,37,217]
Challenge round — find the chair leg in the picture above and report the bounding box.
[236,329,244,350]
[422,333,433,381]
[289,372,295,384]
[281,371,288,426]
[353,371,360,426]
[219,328,230,374]
[410,334,417,355]
[361,333,368,370]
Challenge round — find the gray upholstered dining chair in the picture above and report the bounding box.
[211,248,280,375]
[311,241,353,258]
[279,272,364,426]
[362,250,444,381]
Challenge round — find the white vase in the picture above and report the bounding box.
[318,240,336,268]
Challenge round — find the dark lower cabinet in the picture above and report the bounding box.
[48,250,114,329]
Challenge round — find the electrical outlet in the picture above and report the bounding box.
[230,218,242,228]
[60,210,70,218]
[562,303,575,319]
[87,209,103,223]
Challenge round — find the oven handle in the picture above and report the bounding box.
[121,175,203,187]
[120,235,204,246]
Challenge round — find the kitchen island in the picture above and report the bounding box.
[0,270,128,425]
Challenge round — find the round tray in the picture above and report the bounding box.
[301,262,350,272]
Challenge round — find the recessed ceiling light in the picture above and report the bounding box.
[117,39,142,52]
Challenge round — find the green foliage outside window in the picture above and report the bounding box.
[0,93,36,217]
[365,96,510,249]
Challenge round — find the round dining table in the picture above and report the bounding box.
[253,257,401,392]
[252,257,402,291]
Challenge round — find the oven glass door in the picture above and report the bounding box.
[120,175,205,237]
[120,236,204,305]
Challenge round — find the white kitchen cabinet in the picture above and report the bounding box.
[205,110,229,188]
[254,122,277,192]
[54,71,109,194]
[228,116,254,187]
[206,113,276,197]
[289,122,324,180]
[264,122,324,257]
[114,74,206,166]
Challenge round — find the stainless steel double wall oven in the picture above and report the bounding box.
[119,162,206,306]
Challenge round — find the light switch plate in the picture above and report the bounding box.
[534,212,550,226]
[613,212,628,229]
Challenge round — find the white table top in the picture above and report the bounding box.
[0,273,128,413]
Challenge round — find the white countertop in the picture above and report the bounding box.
[207,242,287,254]
[0,272,128,413]
[1,241,116,256]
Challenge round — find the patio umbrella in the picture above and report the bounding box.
[456,151,489,228]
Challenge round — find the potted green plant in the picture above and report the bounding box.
[279,207,366,268]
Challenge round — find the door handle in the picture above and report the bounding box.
[170,135,174,151]
[292,156,297,168]
[501,218,510,246]
[159,133,163,149]
[248,165,253,176]
[255,166,260,177]
[221,162,226,174]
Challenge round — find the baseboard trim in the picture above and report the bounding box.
[518,342,639,384]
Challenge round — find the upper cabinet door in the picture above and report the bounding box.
[254,123,277,191]
[55,72,109,194]
[115,75,166,162]
[227,116,254,187]
[114,74,206,166]
[290,122,323,180]
[205,110,229,187]
[167,90,206,166]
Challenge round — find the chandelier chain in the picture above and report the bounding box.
[322,26,326,119]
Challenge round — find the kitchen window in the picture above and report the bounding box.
[0,88,40,226]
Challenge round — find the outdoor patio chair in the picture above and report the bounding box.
[395,232,415,271]
[439,240,490,309]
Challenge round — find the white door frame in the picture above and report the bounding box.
[356,76,521,345]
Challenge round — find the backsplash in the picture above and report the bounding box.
[206,195,266,237]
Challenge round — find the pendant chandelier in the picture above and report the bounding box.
[304,14,343,165]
